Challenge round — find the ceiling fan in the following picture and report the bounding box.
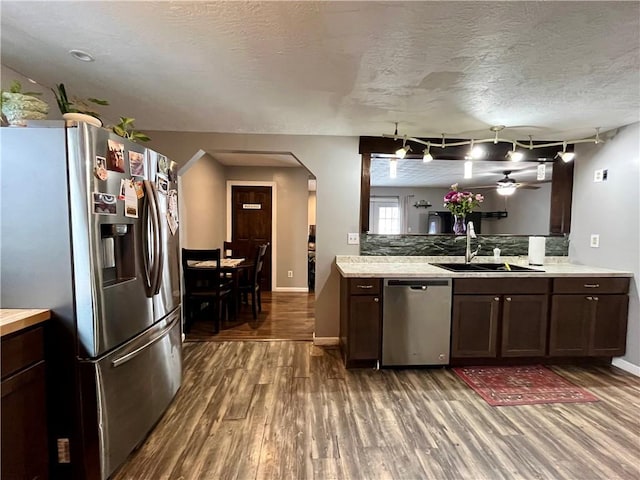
[475,170,540,195]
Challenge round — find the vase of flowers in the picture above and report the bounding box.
[443,183,484,235]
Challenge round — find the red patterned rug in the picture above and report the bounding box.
[453,365,599,406]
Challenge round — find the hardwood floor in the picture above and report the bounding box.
[114,341,640,480]
[186,291,315,341]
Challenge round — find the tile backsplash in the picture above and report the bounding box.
[360,234,569,257]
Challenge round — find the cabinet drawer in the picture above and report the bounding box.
[349,278,381,295]
[1,326,44,380]
[552,277,630,294]
[453,278,550,295]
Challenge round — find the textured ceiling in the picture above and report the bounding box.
[371,158,553,189]
[1,1,639,138]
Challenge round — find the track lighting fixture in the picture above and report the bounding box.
[507,142,524,161]
[422,142,433,163]
[383,125,604,162]
[395,135,411,159]
[558,141,575,162]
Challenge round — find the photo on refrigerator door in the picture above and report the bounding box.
[129,151,145,178]
[107,139,125,172]
[156,174,169,194]
[93,192,117,215]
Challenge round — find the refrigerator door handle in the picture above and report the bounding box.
[150,181,164,295]
[143,180,161,294]
[111,311,179,368]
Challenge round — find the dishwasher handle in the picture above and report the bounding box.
[386,279,450,288]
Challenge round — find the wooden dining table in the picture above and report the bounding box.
[189,258,255,314]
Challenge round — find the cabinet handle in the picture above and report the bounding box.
[593,296,599,301]
[373,297,379,302]
[494,297,500,301]
[586,296,593,301]
[357,284,374,289]
[584,284,600,288]
[506,297,512,302]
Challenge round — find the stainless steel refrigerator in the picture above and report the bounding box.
[0,121,182,479]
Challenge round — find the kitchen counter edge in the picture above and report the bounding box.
[0,309,51,337]
[335,257,633,279]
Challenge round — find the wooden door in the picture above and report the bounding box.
[232,186,272,291]
[348,295,381,362]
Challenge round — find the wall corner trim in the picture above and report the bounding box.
[612,358,640,377]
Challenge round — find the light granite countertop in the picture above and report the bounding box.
[335,256,634,279]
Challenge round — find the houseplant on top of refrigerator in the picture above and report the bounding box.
[111,117,151,142]
[1,80,49,126]
[52,83,109,127]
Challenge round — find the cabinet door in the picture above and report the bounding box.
[501,295,549,357]
[589,294,629,356]
[451,295,499,358]
[549,295,590,356]
[1,361,49,480]
[348,295,381,361]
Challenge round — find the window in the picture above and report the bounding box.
[370,196,400,234]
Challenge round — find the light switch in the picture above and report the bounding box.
[347,232,359,245]
[590,234,600,248]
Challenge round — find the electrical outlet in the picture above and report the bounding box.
[594,169,603,182]
[347,232,359,245]
[287,270,293,278]
[590,234,600,248]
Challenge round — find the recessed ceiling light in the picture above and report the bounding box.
[69,49,95,62]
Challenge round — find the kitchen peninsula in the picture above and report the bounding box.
[336,256,632,369]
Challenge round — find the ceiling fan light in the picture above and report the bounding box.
[497,184,516,196]
[389,158,397,178]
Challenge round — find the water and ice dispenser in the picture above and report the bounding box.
[101,223,135,285]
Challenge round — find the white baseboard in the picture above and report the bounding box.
[313,334,339,346]
[272,287,309,293]
[612,358,640,377]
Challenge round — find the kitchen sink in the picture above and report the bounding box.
[432,263,543,273]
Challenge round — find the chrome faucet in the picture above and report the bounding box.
[464,221,481,263]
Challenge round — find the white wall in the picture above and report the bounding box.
[571,123,640,368]
[146,132,360,338]
[225,166,309,290]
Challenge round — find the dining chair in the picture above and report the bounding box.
[237,243,268,319]
[181,248,233,333]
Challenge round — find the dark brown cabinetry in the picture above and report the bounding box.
[1,325,49,480]
[340,277,382,368]
[549,278,629,357]
[451,278,550,361]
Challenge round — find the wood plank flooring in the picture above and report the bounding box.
[114,341,640,480]
[187,292,315,341]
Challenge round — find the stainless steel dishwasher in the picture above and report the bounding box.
[382,278,452,366]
